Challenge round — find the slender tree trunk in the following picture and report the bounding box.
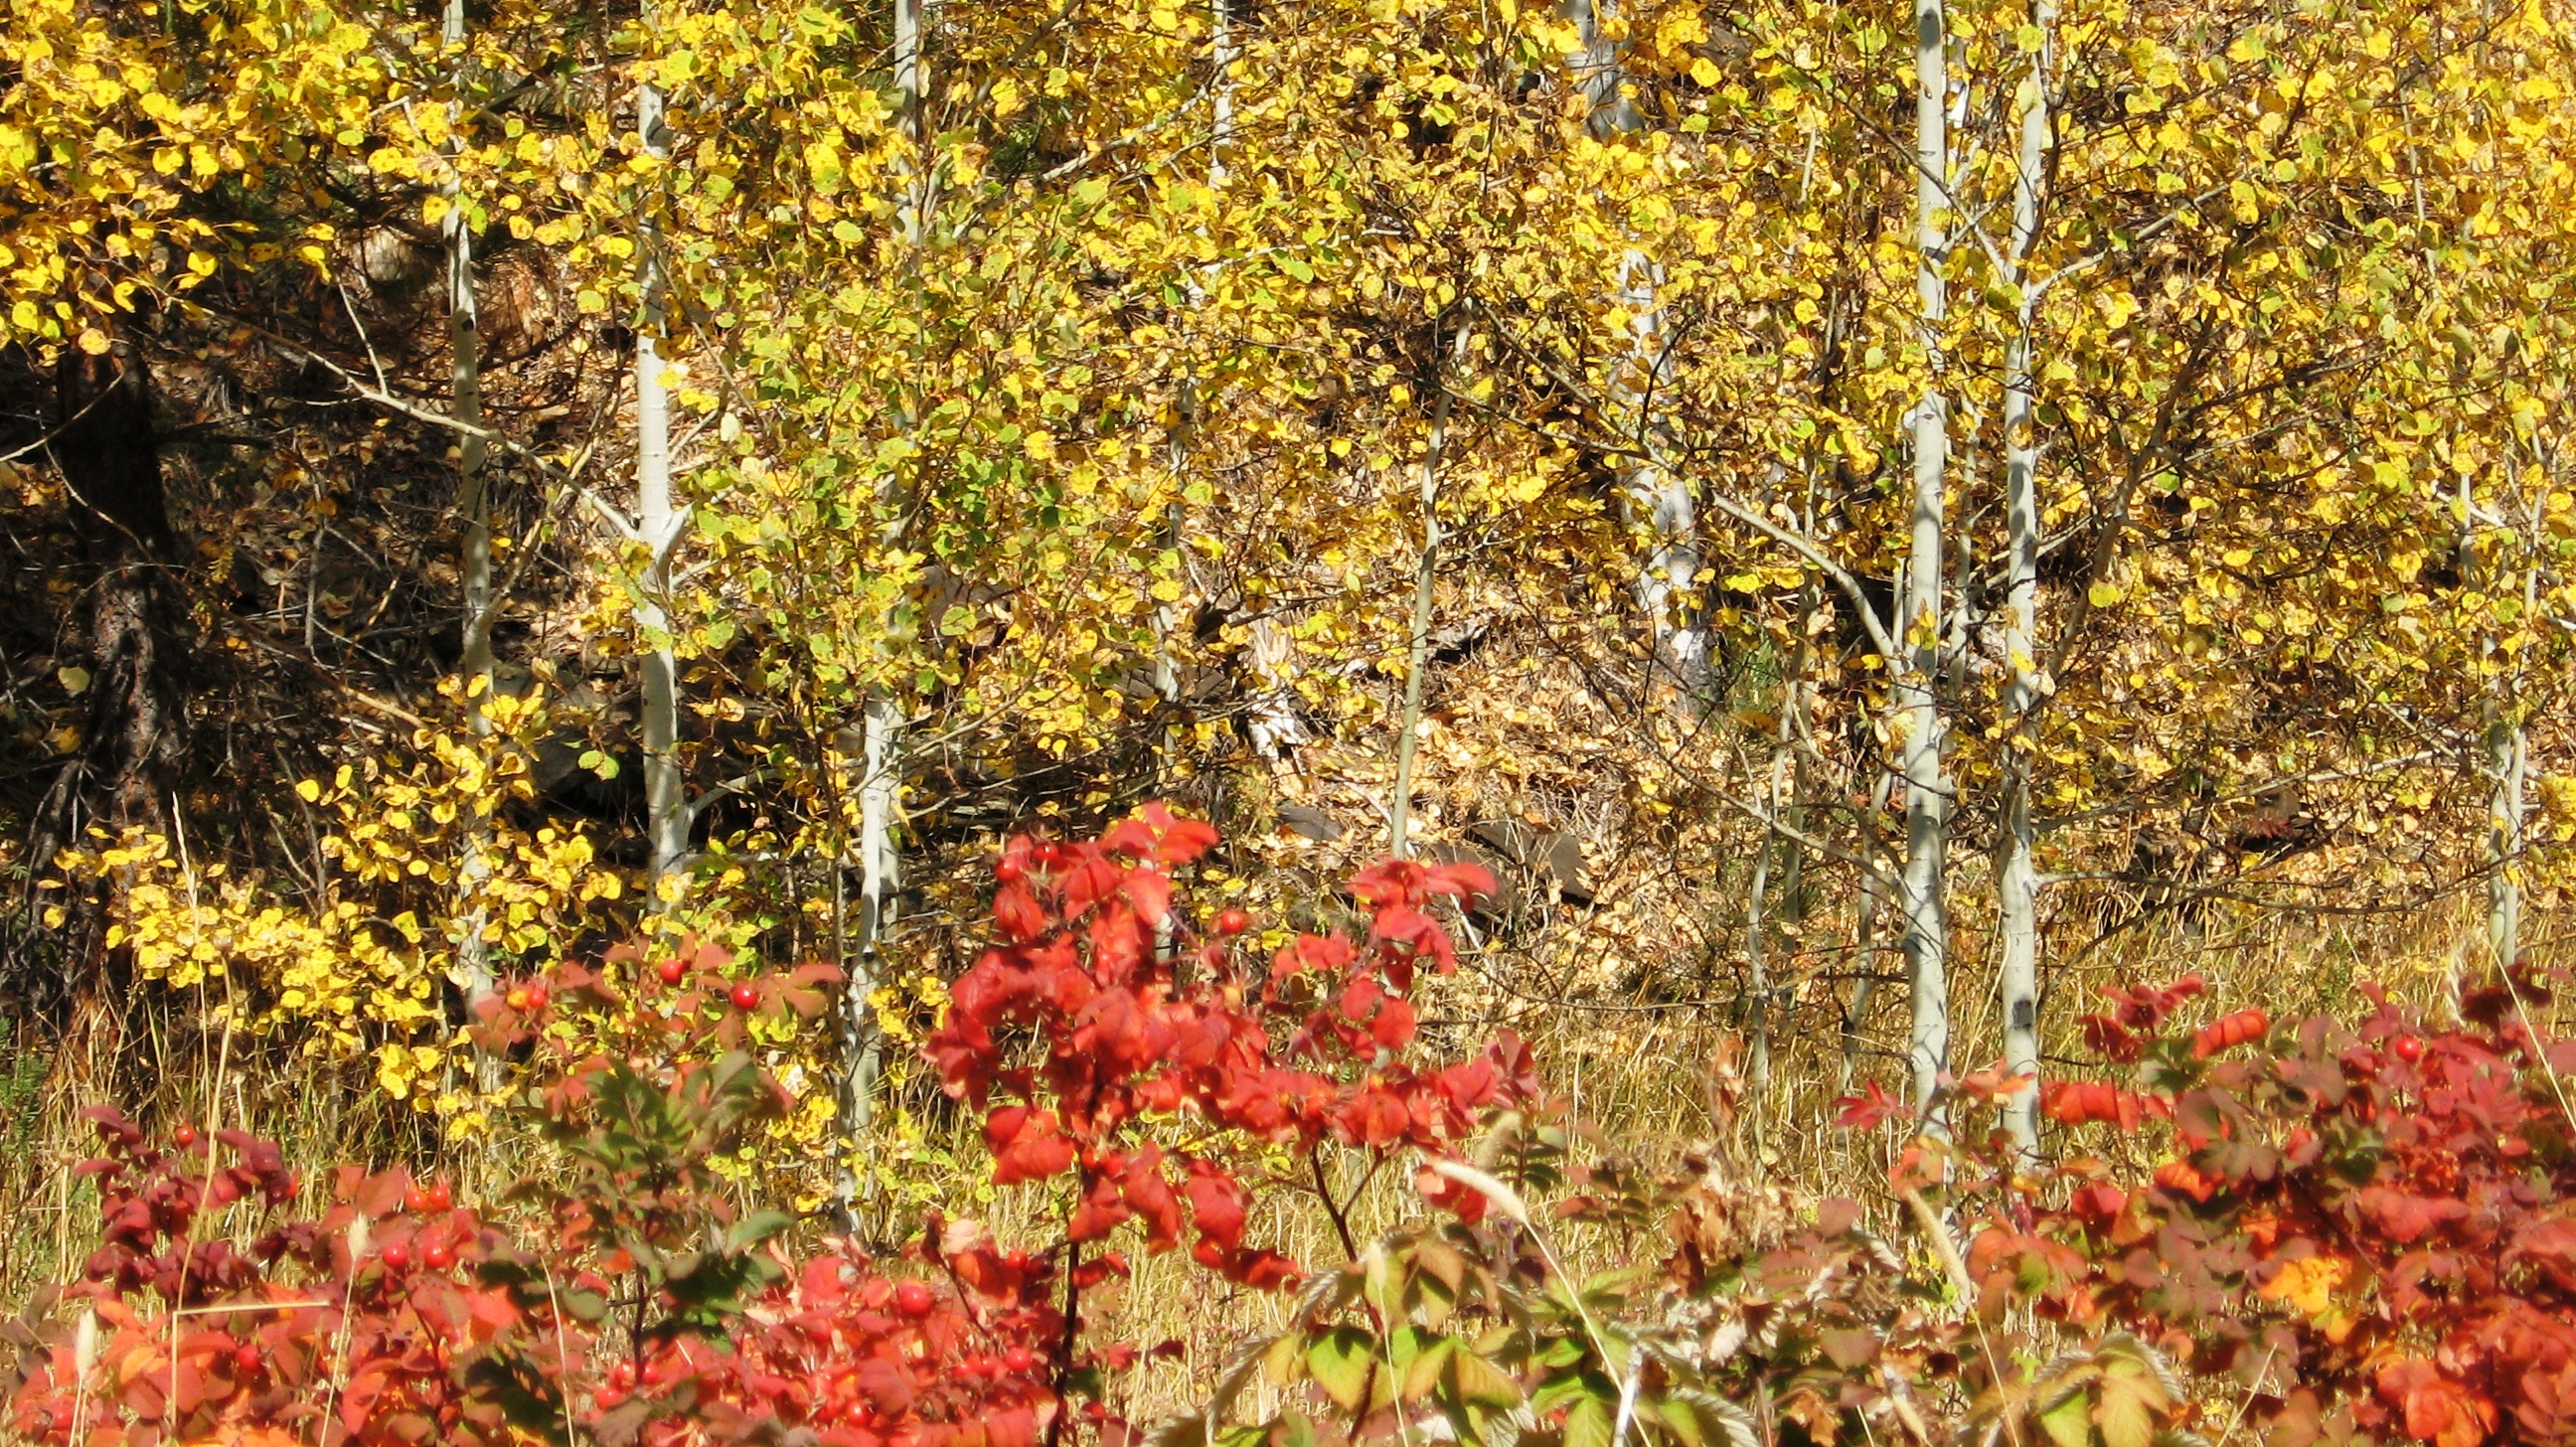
[2479,472,2534,971]
[1995,0,2055,1159]
[838,0,925,1225]
[444,0,498,1035]
[634,1,688,888]
[1567,0,1702,699]
[1900,0,1952,1123]
[1389,325,1468,858]
[1151,0,1236,763]
[1742,721,1796,1146]
[2488,703,2524,968]
[1839,767,1896,1098]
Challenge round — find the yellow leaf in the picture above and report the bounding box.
[2088,581,2124,608]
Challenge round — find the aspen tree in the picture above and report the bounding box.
[1900,0,1953,1121]
[635,0,688,889]
[1389,323,1472,858]
[445,0,498,1037]
[1567,0,1702,697]
[1995,0,2055,1158]
[838,0,927,1222]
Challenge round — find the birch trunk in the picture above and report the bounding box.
[1568,0,1702,698]
[1152,0,1236,752]
[1995,0,2054,1158]
[1900,0,1953,1123]
[2480,472,2535,971]
[838,0,925,1224]
[634,1,688,888]
[1389,325,1468,858]
[444,0,498,1038]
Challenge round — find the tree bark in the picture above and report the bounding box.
[1568,0,1702,698]
[2478,471,2532,971]
[1996,0,2055,1159]
[634,1,689,889]
[1389,324,1468,858]
[1901,0,1953,1123]
[445,0,499,1033]
[838,0,926,1226]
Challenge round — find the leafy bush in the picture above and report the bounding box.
[1976,972,2576,1447]
[15,804,2576,1447]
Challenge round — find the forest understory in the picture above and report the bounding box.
[3,0,2575,1444]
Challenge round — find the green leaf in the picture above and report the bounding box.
[2094,1361,2171,1447]
[724,1208,795,1252]
[2037,1390,2095,1447]
[1307,1328,1376,1412]
[1453,1350,1525,1410]
[1264,1330,1310,1386]
[1401,1336,1455,1403]
[1564,1388,1617,1447]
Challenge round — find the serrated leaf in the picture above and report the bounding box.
[1565,1388,1617,1447]
[1402,1337,1455,1403]
[2094,1360,2171,1447]
[1265,1330,1310,1385]
[2038,1390,2095,1447]
[1454,1350,1526,1410]
[1308,1328,1376,1412]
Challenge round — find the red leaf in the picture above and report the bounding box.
[986,1108,1076,1186]
[1183,1165,1248,1251]
[1121,1146,1184,1251]
[2377,1359,2497,1447]
[1369,996,1417,1051]
[994,882,1046,942]
[1832,1079,1911,1130]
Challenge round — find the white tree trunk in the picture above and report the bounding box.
[2489,704,2524,968]
[1152,0,1236,748]
[634,2,689,888]
[839,0,925,1224]
[1995,0,2054,1159]
[1567,0,1702,697]
[444,0,497,1037]
[1900,0,1953,1123]
[1389,326,1468,857]
[2479,473,2534,972]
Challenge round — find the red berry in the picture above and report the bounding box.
[404,1188,431,1213]
[523,983,549,1011]
[424,1243,456,1271]
[1034,840,1064,869]
[173,1125,199,1148]
[428,1182,453,1211]
[1003,1347,1042,1373]
[730,982,761,1011]
[2394,1035,2424,1061]
[234,1345,261,1375]
[505,987,531,1011]
[894,1281,934,1317]
[381,1242,411,1271]
[1214,908,1252,936]
[995,856,1024,884]
[657,957,688,986]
